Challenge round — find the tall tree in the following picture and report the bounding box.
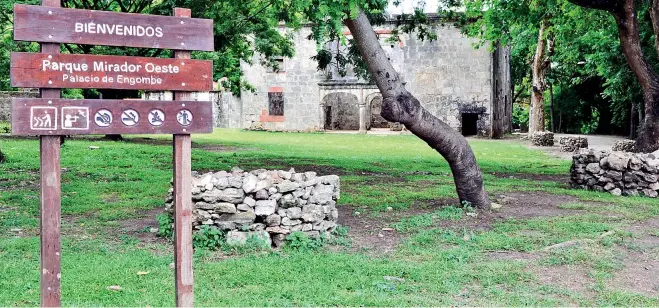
[304,1,490,208]
[569,0,659,152]
[529,19,555,134]
[346,11,489,207]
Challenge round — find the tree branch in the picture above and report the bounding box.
[650,0,659,57]
[542,34,555,70]
[567,0,620,12]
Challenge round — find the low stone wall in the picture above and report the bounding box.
[612,140,635,152]
[531,131,554,146]
[570,150,659,197]
[164,168,339,247]
[559,136,588,152]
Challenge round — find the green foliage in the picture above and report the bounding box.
[155,213,173,239]
[512,104,529,131]
[441,0,643,135]
[284,231,326,252]
[0,0,305,94]
[192,225,226,250]
[0,121,9,134]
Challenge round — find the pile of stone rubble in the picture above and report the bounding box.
[164,167,339,247]
[570,149,659,197]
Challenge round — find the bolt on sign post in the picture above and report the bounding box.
[11,2,213,306]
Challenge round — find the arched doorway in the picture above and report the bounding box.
[322,92,360,130]
[369,95,390,129]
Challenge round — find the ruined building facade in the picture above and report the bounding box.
[145,21,512,137]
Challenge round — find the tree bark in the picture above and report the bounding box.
[345,10,490,208]
[529,20,554,135]
[549,83,555,132]
[570,0,659,152]
[631,101,638,139]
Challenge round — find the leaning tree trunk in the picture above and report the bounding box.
[345,10,490,208]
[529,20,554,135]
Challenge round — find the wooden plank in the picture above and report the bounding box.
[13,4,214,51]
[39,1,62,306]
[11,52,213,91]
[11,98,213,136]
[172,8,195,307]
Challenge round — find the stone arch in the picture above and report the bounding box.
[368,94,394,129]
[321,92,360,130]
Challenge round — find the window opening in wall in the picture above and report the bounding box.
[268,92,284,116]
[324,106,332,129]
[461,113,478,136]
[266,57,285,73]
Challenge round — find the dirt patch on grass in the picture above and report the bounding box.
[528,264,596,298]
[624,217,659,247]
[608,250,659,297]
[336,205,405,254]
[491,192,586,219]
[336,190,603,254]
[605,217,659,296]
[116,207,166,244]
[490,172,568,183]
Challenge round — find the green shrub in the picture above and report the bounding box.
[192,225,225,250]
[285,231,326,252]
[155,213,174,239]
[0,121,10,134]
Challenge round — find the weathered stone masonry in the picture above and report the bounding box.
[164,168,340,247]
[570,150,659,197]
[146,19,512,137]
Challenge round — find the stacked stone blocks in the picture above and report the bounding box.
[531,131,555,146]
[612,140,636,152]
[558,136,588,152]
[164,168,339,247]
[570,149,659,197]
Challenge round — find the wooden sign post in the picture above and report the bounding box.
[11,2,213,306]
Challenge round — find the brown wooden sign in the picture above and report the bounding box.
[13,4,214,51]
[10,52,213,91]
[12,98,213,135]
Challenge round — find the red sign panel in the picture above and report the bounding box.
[10,52,213,91]
[13,4,214,51]
[12,98,213,135]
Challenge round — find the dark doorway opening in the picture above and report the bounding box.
[324,106,332,130]
[461,113,479,136]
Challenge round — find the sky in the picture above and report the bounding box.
[386,0,439,14]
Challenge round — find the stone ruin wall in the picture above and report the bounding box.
[164,168,339,247]
[0,90,40,121]
[570,150,659,197]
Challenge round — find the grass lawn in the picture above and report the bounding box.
[1,129,658,306]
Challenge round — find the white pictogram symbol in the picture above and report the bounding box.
[176,110,193,126]
[121,109,139,126]
[94,109,113,127]
[30,107,57,130]
[148,109,165,126]
[61,107,89,130]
